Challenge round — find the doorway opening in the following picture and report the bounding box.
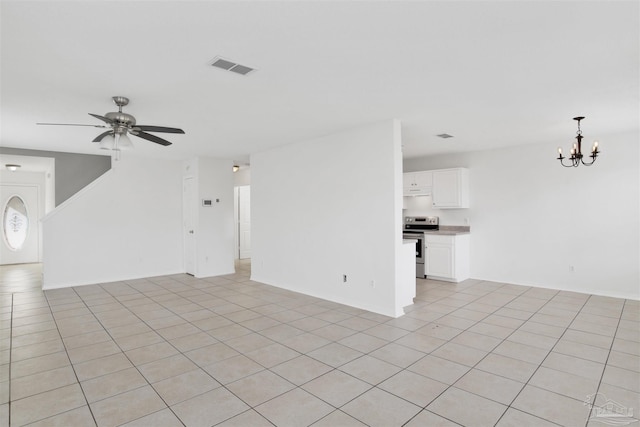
[0,155,55,267]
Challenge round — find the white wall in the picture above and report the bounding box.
[251,120,407,317]
[183,157,235,277]
[404,130,640,299]
[42,156,183,289]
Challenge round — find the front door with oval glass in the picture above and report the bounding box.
[1,185,39,265]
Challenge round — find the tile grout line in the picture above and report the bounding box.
[8,290,86,425]
[41,288,100,427]
[3,279,544,427]
[399,281,541,426]
[582,297,625,427]
[80,281,193,426]
[129,274,330,426]
[9,267,636,427]
[490,288,590,426]
[128,273,427,425]
[84,273,325,426]
[134,279,283,426]
[141,275,368,425]
[344,281,528,427]
[406,283,624,425]
[171,274,327,426]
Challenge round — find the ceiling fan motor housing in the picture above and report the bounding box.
[105,112,136,128]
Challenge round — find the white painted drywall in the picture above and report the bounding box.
[251,120,407,317]
[404,130,640,299]
[42,156,183,289]
[398,241,417,308]
[183,157,235,278]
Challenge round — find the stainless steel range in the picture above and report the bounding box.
[403,216,439,278]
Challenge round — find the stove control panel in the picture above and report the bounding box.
[405,216,439,225]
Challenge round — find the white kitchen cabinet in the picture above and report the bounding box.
[425,234,470,282]
[403,171,432,196]
[432,168,469,208]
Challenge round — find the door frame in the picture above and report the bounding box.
[0,184,41,264]
[233,185,251,260]
[0,155,55,265]
[183,176,196,275]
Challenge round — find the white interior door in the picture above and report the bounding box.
[183,177,196,275]
[238,185,251,259]
[1,185,39,265]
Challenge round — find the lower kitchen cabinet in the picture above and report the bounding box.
[425,234,470,282]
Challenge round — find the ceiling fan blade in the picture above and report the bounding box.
[92,130,113,143]
[88,113,114,124]
[134,125,185,134]
[37,122,108,128]
[135,131,172,146]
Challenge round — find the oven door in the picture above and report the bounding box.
[403,232,424,263]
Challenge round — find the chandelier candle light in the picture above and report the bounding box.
[557,116,600,167]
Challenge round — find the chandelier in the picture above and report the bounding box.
[557,116,599,167]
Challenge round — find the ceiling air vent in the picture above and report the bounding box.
[437,133,454,139]
[210,56,255,76]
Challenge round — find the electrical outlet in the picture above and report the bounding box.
[343,274,348,283]
[370,280,375,288]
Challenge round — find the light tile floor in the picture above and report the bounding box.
[1,260,639,426]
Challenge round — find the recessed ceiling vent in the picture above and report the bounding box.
[210,56,255,76]
[437,133,454,139]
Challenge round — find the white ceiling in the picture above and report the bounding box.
[1,1,638,164]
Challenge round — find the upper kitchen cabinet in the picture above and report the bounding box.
[403,171,432,196]
[432,168,469,209]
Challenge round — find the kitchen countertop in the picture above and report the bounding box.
[423,226,470,236]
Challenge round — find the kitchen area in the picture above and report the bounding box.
[402,168,471,283]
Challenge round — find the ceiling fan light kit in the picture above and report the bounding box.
[117,133,134,150]
[557,116,600,167]
[37,96,185,159]
[98,133,115,150]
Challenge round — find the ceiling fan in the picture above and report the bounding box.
[37,96,185,150]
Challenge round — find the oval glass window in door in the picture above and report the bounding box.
[3,195,29,251]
